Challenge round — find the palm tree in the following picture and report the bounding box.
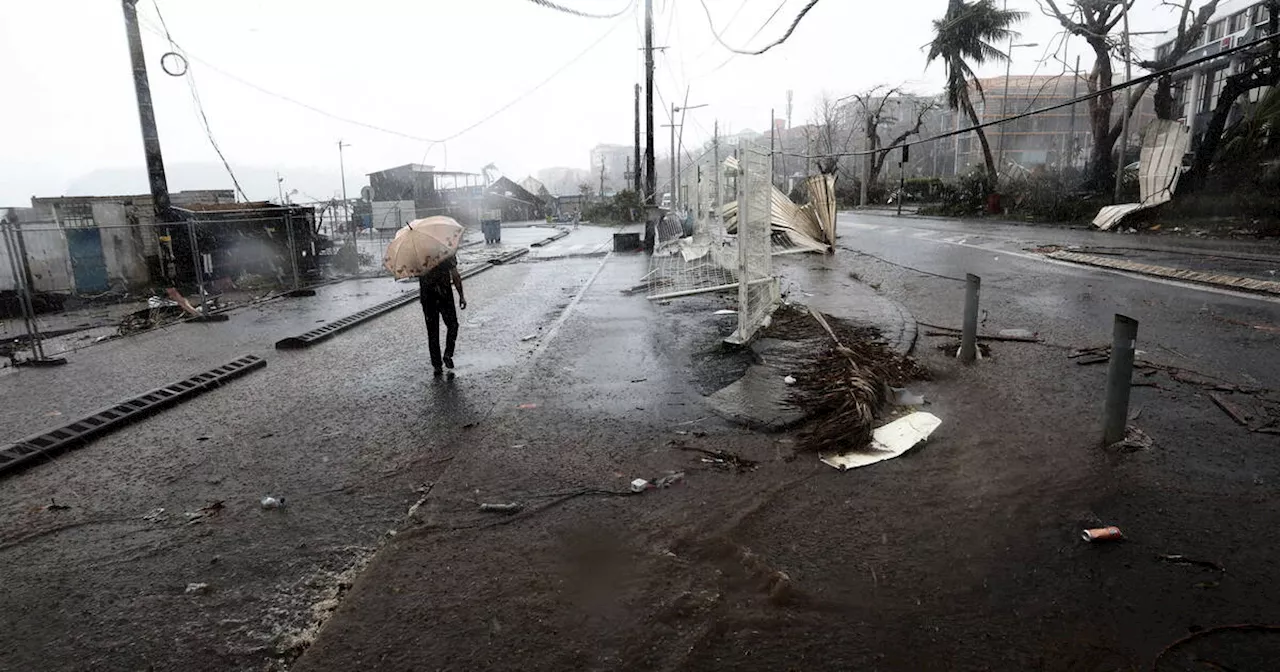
[927,0,1025,188]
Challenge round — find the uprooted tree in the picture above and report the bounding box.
[1040,0,1219,188]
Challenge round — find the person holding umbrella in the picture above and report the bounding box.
[384,217,468,376]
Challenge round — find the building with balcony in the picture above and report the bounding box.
[1152,0,1274,147]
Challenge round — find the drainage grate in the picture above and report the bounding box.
[0,355,267,478]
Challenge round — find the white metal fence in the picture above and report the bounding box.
[645,139,779,344]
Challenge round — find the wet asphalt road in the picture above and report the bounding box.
[833,211,1280,386]
[3,215,1279,671]
[0,223,631,671]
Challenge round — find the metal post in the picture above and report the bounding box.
[860,112,871,206]
[339,140,352,254]
[769,108,776,189]
[669,106,677,209]
[284,207,300,290]
[643,0,655,204]
[959,273,981,363]
[713,120,721,216]
[186,218,207,311]
[6,221,64,365]
[1,221,37,357]
[1113,3,1133,204]
[897,149,906,216]
[1103,314,1139,445]
[1067,55,1081,171]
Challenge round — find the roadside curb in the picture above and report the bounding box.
[272,258,510,350]
[1047,250,1280,296]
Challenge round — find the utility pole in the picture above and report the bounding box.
[860,112,871,207]
[338,141,352,251]
[643,0,656,253]
[121,0,172,221]
[599,160,606,203]
[1113,1,1133,204]
[1066,54,1081,172]
[634,83,642,195]
[671,93,707,210]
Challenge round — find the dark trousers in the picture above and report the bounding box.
[420,289,458,369]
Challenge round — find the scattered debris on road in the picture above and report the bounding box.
[630,478,650,493]
[184,582,211,595]
[520,334,537,342]
[1082,526,1124,542]
[517,403,538,409]
[1210,392,1251,427]
[783,375,796,386]
[185,500,225,524]
[713,309,737,315]
[43,498,71,512]
[672,443,759,472]
[478,503,523,514]
[1156,554,1225,573]
[889,386,926,406]
[142,508,166,523]
[1107,425,1155,452]
[260,496,285,510]
[820,412,942,471]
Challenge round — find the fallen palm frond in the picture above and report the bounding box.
[764,304,928,453]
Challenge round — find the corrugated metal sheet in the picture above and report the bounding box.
[1093,119,1190,231]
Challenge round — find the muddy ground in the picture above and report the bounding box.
[296,284,1280,672]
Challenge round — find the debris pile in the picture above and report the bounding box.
[763,303,929,453]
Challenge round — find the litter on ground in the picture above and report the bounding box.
[820,412,942,471]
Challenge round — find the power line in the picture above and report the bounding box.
[138,3,633,148]
[778,30,1280,160]
[150,0,248,201]
[693,0,791,78]
[699,0,822,56]
[522,0,632,18]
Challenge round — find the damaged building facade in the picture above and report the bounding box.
[2,190,320,297]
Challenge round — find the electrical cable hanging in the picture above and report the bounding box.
[699,0,822,56]
[150,0,248,201]
[523,0,632,19]
[138,2,632,148]
[777,29,1280,160]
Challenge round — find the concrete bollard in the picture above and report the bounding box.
[959,274,981,363]
[1102,314,1139,446]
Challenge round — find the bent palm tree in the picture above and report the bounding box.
[927,0,1024,188]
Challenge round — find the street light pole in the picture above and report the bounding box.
[997,39,1040,174]
[1113,0,1133,203]
[671,100,708,209]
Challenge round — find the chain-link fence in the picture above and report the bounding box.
[643,139,779,344]
[0,199,376,364]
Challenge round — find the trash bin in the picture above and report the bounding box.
[481,220,501,244]
[613,232,642,252]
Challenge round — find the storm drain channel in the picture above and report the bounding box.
[274,260,506,350]
[0,354,267,478]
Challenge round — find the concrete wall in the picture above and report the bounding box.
[91,202,151,290]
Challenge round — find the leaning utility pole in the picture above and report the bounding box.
[121,0,172,220]
[338,140,352,250]
[634,83,642,194]
[599,160,606,202]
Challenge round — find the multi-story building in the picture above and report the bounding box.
[588,144,634,195]
[1152,0,1274,146]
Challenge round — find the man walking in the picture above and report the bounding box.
[419,253,467,376]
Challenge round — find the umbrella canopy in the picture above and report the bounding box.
[383,216,465,279]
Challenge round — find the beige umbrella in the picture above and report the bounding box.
[383,216,465,279]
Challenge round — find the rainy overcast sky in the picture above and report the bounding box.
[2,0,1181,204]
